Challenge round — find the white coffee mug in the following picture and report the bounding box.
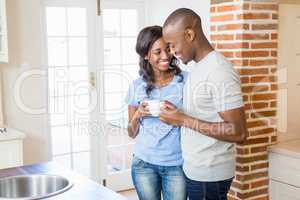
[143,100,164,117]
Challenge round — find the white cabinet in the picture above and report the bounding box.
[269,140,300,200]
[270,180,300,200]
[0,128,25,169]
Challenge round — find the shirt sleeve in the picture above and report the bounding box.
[125,81,139,107]
[207,67,244,112]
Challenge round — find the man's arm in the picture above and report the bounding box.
[160,104,247,143]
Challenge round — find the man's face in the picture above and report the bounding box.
[163,25,193,65]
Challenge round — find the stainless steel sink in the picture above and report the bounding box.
[0,174,73,199]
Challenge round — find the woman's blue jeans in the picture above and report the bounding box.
[131,156,187,200]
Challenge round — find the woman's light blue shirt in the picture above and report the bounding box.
[126,71,188,166]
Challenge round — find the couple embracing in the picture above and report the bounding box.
[125,8,248,200]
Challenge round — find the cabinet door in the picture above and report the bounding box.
[0,140,23,169]
[270,180,300,200]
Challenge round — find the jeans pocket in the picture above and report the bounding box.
[131,156,144,168]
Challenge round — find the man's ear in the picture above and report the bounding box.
[184,28,195,42]
[144,55,149,60]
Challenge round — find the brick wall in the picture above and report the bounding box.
[210,0,278,199]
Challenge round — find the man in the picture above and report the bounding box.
[160,8,248,200]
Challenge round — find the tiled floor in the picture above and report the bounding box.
[118,189,139,200]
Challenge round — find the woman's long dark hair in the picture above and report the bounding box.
[135,25,182,96]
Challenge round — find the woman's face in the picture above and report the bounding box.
[146,37,171,73]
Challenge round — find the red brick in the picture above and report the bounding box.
[270,103,276,110]
[272,13,278,20]
[243,95,249,102]
[271,84,278,91]
[251,162,269,171]
[241,77,250,84]
[251,42,277,49]
[235,51,269,58]
[251,179,269,189]
[249,59,277,66]
[246,120,268,129]
[251,110,276,118]
[217,5,242,12]
[211,6,216,13]
[238,13,270,20]
[251,93,276,101]
[211,14,234,22]
[236,165,250,172]
[252,24,278,30]
[250,76,277,83]
[271,33,278,40]
[231,59,249,66]
[211,34,234,41]
[251,145,267,153]
[244,137,269,145]
[239,68,269,75]
[236,154,268,164]
[271,135,277,142]
[245,102,269,110]
[211,0,234,4]
[237,188,268,199]
[220,51,234,58]
[218,24,250,31]
[252,196,269,200]
[231,181,250,190]
[236,33,269,40]
[237,147,249,155]
[217,42,249,49]
[271,51,277,57]
[252,4,278,11]
[250,128,275,137]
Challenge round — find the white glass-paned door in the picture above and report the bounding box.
[100,1,144,191]
[44,0,95,178]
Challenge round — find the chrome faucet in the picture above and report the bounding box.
[0,127,7,133]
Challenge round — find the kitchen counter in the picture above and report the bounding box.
[0,162,127,200]
[0,128,26,142]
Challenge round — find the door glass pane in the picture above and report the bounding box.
[49,96,68,125]
[121,9,138,36]
[103,9,120,37]
[74,152,90,176]
[104,38,121,64]
[122,38,138,64]
[107,146,124,172]
[104,70,123,93]
[46,7,66,36]
[104,93,125,113]
[69,67,88,82]
[70,94,90,115]
[68,38,87,65]
[51,125,71,155]
[47,38,67,66]
[67,8,87,36]
[72,123,90,152]
[48,67,68,97]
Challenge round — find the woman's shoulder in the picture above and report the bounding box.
[130,76,146,87]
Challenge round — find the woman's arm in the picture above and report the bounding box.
[127,103,150,138]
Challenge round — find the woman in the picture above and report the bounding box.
[125,25,187,200]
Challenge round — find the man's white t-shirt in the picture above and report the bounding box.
[182,50,244,182]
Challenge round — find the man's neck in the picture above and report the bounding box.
[194,38,214,63]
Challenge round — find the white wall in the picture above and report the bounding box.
[145,0,211,38]
[0,0,50,164]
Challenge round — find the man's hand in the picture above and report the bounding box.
[159,101,186,126]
